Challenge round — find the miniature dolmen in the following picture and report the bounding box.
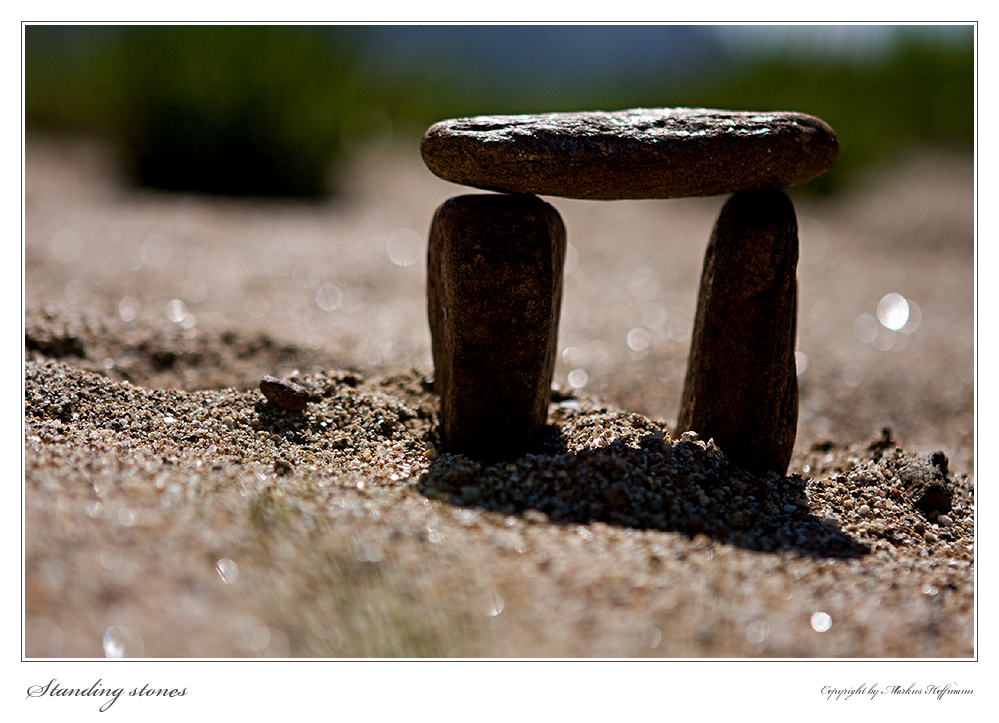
[421,107,838,475]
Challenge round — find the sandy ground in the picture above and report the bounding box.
[23,136,975,659]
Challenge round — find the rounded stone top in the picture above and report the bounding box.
[421,107,839,200]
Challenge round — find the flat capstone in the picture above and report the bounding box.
[421,107,839,200]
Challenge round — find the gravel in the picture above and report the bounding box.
[23,137,975,658]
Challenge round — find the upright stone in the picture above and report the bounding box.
[678,189,799,476]
[428,194,566,461]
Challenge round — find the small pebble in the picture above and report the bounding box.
[259,375,310,412]
[937,514,954,527]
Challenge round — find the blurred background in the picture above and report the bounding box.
[24,23,973,196]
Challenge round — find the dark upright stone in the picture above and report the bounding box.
[678,189,799,476]
[428,194,566,461]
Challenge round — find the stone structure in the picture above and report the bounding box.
[421,107,838,472]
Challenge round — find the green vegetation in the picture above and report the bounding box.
[682,37,975,192]
[25,25,973,196]
[26,25,358,197]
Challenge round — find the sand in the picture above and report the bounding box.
[23,137,975,658]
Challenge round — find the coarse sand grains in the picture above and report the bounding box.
[25,350,974,657]
[23,139,974,658]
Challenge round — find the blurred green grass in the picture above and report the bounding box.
[26,25,360,197]
[689,39,975,192]
[25,25,973,197]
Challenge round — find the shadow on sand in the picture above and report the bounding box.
[418,427,869,559]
